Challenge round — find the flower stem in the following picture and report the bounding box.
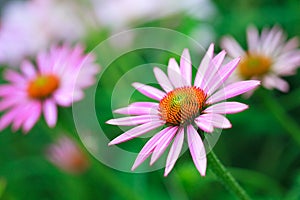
[258,89,300,146]
[207,151,251,200]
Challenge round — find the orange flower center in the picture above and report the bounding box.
[238,54,272,79]
[27,75,60,99]
[159,86,207,126]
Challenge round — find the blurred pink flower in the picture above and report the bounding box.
[0,0,87,66]
[46,136,89,174]
[221,25,300,93]
[107,44,260,176]
[0,44,100,133]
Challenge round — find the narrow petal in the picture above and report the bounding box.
[131,127,173,170]
[108,121,164,145]
[22,103,42,133]
[207,57,241,95]
[37,52,51,74]
[207,80,260,104]
[0,108,18,131]
[43,99,58,128]
[199,114,232,129]
[129,102,159,108]
[194,117,214,133]
[150,126,178,165]
[263,75,289,92]
[4,70,26,84]
[194,43,214,88]
[180,48,192,86]
[221,37,246,58]
[114,102,159,115]
[203,50,226,92]
[153,67,173,93]
[282,37,299,52]
[247,25,259,53]
[106,115,160,126]
[168,58,184,88]
[113,107,159,116]
[164,128,184,176]
[132,82,166,101]
[20,60,36,79]
[0,98,23,111]
[204,102,249,114]
[187,125,207,176]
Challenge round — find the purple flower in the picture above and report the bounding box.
[107,44,260,176]
[221,25,300,93]
[0,44,100,133]
[46,136,89,174]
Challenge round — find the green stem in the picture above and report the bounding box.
[258,89,300,146]
[207,151,251,200]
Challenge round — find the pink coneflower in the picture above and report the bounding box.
[221,25,300,93]
[46,136,89,174]
[0,44,100,133]
[107,44,260,176]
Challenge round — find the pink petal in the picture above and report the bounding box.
[106,115,160,126]
[22,103,42,133]
[265,28,284,56]
[0,98,23,111]
[113,106,159,116]
[207,57,241,95]
[108,121,164,145]
[198,114,232,129]
[194,117,214,133]
[113,102,159,115]
[37,52,51,74]
[131,127,173,170]
[168,58,184,88]
[221,36,246,58]
[153,67,173,93]
[187,125,207,176]
[164,128,184,176]
[132,82,166,101]
[43,99,57,128]
[203,50,226,92]
[53,89,73,107]
[273,51,300,75]
[194,43,214,88]
[0,108,18,131]
[247,25,259,53]
[180,48,192,86]
[207,80,260,104]
[282,37,299,52]
[129,102,159,108]
[150,126,178,165]
[20,60,36,79]
[204,102,249,114]
[263,75,289,92]
[4,70,26,84]
[0,85,22,97]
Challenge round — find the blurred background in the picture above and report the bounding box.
[0,0,300,199]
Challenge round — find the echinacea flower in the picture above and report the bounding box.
[0,44,100,133]
[46,136,89,174]
[107,44,260,176]
[221,25,300,93]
